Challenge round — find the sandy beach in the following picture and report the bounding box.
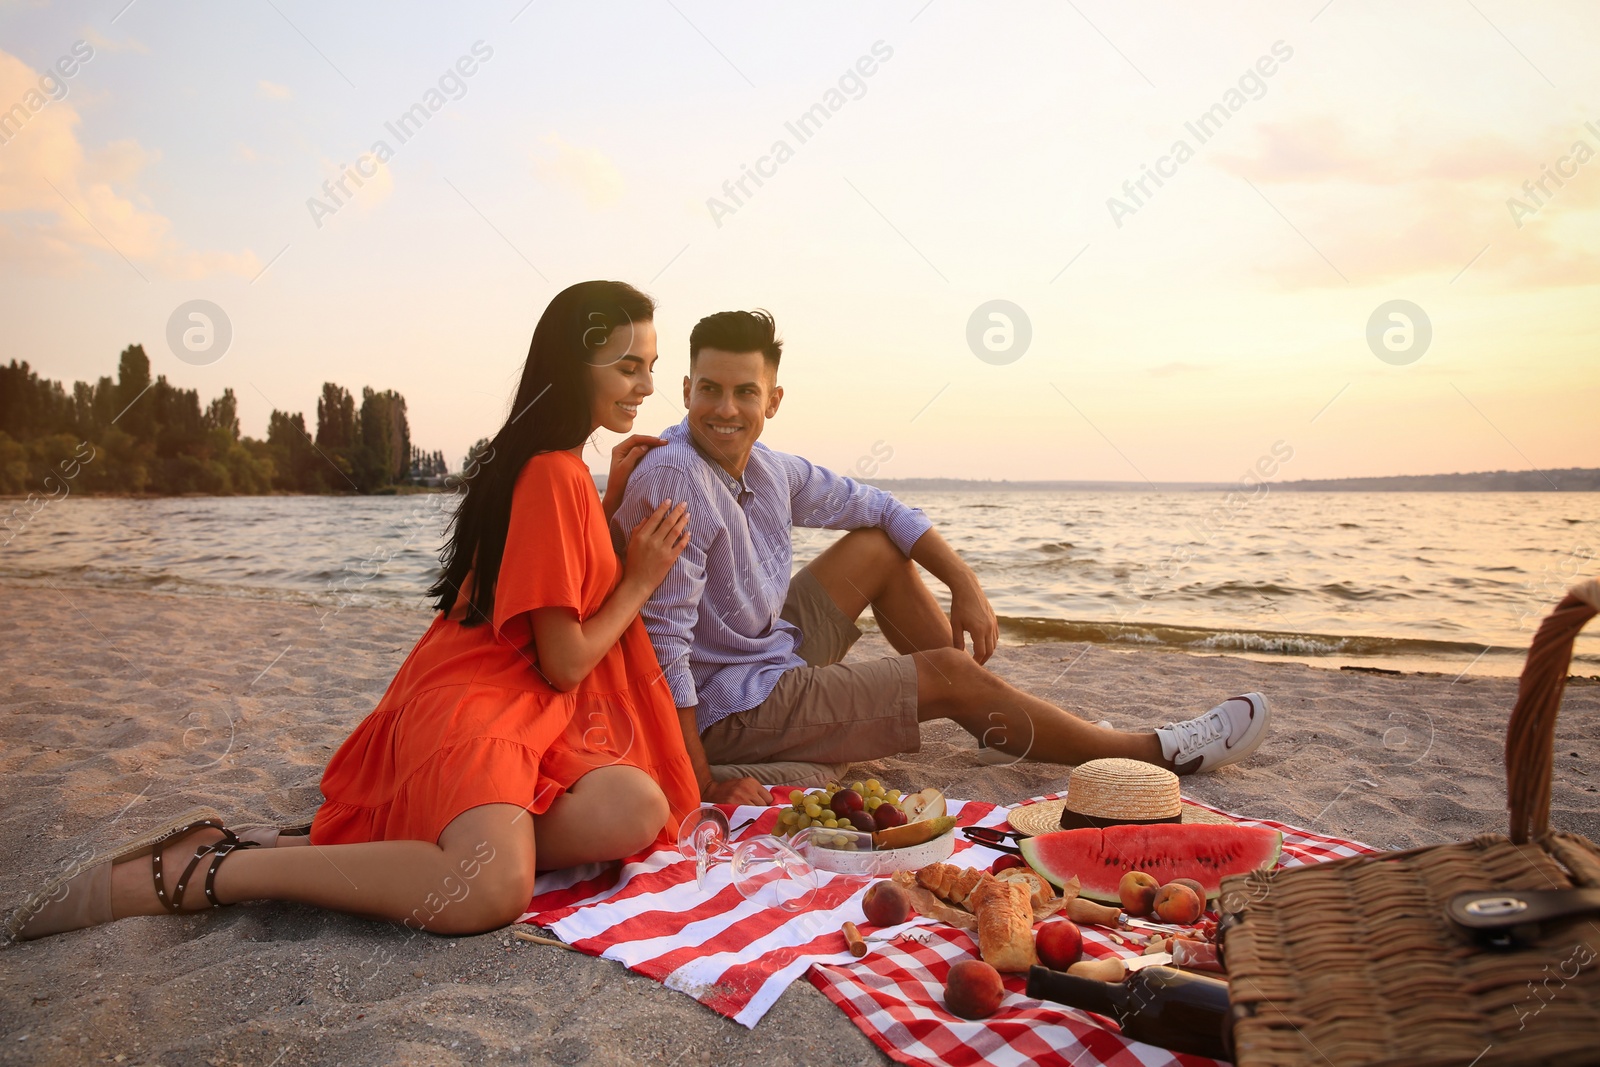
[3,579,1598,1067]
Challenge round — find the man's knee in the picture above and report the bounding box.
[831,527,907,572]
[914,647,987,716]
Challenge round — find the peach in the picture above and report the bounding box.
[1168,877,1209,903]
[1034,919,1084,970]
[945,959,1005,1019]
[1118,871,1160,917]
[1152,883,1203,925]
[862,881,911,927]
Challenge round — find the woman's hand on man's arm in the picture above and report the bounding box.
[529,501,689,691]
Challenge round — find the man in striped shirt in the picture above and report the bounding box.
[613,310,1270,805]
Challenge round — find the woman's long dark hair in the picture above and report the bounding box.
[429,280,656,625]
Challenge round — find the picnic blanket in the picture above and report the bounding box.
[519,792,1379,1062]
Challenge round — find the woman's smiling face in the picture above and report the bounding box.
[588,318,658,433]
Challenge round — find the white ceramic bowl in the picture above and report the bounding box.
[807,827,957,876]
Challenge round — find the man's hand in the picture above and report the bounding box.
[950,583,999,664]
[703,776,777,807]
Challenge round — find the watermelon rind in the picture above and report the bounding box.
[1018,824,1283,903]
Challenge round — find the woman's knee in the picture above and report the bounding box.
[423,846,535,935]
[599,767,671,852]
[428,804,537,934]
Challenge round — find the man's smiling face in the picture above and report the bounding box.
[683,347,782,477]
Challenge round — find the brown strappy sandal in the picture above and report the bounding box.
[7,810,257,941]
[152,823,261,913]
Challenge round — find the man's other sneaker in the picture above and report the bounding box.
[1156,693,1270,775]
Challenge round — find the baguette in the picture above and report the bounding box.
[971,877,1037,973]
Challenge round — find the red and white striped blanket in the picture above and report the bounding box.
[520,793,1378,1065]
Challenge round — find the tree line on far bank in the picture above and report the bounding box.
[0,345,451,496]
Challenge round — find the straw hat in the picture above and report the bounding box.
[1007,758,1232,837]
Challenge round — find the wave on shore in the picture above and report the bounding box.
[993,614,1598,674]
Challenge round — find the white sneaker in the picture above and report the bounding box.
[1156,693,1270,775]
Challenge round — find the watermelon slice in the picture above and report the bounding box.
[1019,823,1282,903]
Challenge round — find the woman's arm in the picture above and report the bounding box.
[530,500,688,692]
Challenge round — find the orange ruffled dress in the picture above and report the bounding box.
[311,450,699,853]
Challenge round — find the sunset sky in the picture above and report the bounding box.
[2,0,1596,483]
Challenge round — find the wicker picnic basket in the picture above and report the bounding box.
[1218,581,1600,1067]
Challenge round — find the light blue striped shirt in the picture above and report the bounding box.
[612,419,932,733]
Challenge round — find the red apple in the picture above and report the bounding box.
[874,804,907,829]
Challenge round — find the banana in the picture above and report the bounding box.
[872,815,956,851]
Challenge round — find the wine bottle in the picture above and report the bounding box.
[1025,964,1232,1060]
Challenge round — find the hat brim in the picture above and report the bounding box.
[1006,798,1233,838]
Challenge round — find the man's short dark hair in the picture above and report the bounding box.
[689,309,782,369]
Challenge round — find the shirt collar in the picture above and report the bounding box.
[669,418,752,499]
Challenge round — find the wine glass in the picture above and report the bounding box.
[677,804,733,891]
[730,826,872,912]
[678,810,875,911]
[729,834,819,911]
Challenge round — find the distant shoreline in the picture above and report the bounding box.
[864,467,1600,493]
[6,467,1598,500]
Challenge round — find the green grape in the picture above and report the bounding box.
[866,797,882,811]
[886,789,902,802]
[838,818,853,830]
[823,818,838,828]
[866,779,882,795]
[798,815,812,829]
[788,790,804,805]
[851,781,865,793]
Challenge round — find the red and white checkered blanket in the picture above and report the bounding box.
[520,793,1378,1063]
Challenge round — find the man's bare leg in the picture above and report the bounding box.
[803,529,1169,768]
[914,646,1167,767]
[803,529,952,654]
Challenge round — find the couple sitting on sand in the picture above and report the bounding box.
[11,281,1268,943]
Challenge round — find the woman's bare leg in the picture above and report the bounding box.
[107,803,536,935]
[531,765,671,871]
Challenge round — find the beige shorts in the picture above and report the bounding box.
[699,567,921,766]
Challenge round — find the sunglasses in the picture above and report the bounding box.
[959,825,1030,856]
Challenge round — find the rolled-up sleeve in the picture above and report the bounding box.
[783,453,932,556]
[611,464,705,708]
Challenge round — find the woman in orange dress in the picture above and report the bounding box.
[13,280,708,941]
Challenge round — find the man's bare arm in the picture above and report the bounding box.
[908,526,999,663]
[677,707,777,806]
